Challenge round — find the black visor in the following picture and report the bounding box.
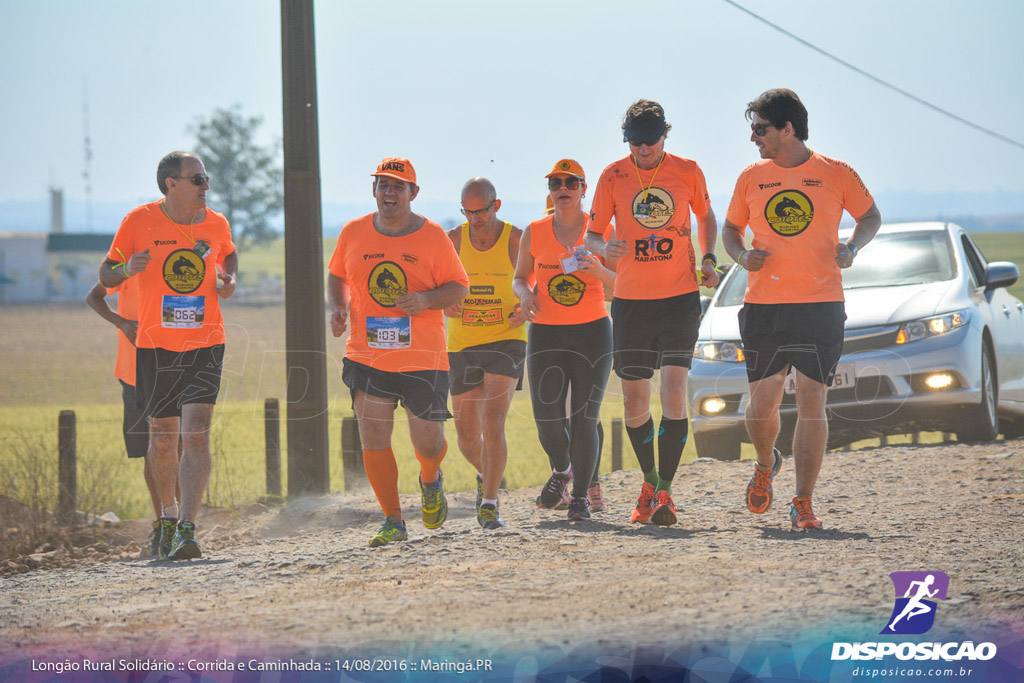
[623,116,667,144]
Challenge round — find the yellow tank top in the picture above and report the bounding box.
[447,221,527,352]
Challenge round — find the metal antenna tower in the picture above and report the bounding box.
[82,88,93,230]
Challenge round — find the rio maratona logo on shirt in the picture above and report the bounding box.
[163,249,205,294]
[368,262,408,307]
[548,274,586,306]
[630,187,675,229]
[765,190,814,236]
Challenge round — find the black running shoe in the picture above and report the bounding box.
[567,496,591,521]
[536,469,572,509]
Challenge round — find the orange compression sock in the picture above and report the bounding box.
[363,448,401,520]
[414,441,448,485]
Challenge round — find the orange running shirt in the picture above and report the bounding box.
[588,153,710,300]
[528,213,608,326]
[105,276,139,385]
[328,214,470,372]
[726,151,875,304]
[106,201,235,352]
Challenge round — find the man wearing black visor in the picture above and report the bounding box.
[585,99,719,526]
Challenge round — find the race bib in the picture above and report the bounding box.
[366,316,411,349]
[161,295,205,329]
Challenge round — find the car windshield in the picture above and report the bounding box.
[715,229,957,307]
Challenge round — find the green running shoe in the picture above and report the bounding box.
[475,473,484,511]
[420,470,448,529]
[477,503,506,530]
[170,521,202,560]
[369,517,408,547]
[158,517,177,560]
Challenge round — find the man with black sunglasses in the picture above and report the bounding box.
[585,99,719,527]
[721,88,881,530]
[444,178,526,529]
[99,151,238,561]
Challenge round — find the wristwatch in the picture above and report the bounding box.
[845,242,859,258]
[702,252,717,266]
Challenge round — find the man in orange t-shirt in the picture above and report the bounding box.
[86,276,157,552]
[327,157,469,548]
[99,151,238,561]
[585,100,720,527]
[721,89,881,530]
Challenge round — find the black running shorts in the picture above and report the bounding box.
[738,302,846,384]
[136,344,225,419]
[448,339,526,396]
[342,358,453,421]
[120,380,149,458]
[611,292,702,380]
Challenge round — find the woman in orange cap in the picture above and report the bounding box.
[512,159,615,521]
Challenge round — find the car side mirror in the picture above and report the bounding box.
[985,261,1020,291]
[700,295,712,317]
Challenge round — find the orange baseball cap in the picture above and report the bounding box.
[372,157,417,184]
[545,158,585,181]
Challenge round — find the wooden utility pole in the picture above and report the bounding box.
[281,0,330,495]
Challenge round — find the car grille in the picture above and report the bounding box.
[781,375,894,407]
[842,326,900,354]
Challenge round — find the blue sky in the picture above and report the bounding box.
[1,0,1022,226]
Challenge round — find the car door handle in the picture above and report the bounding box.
[1003,305,1012,317]
[1018,302,1024,313]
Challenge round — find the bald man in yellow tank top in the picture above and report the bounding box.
[445,178,527,530]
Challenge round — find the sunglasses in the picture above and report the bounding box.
[547,176,582,191]
[173,174,210,186]
[750,123,772,137]
[460,200,495,218]
[627,137,661,147]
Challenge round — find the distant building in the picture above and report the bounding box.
[46,233,114,302]
[0,232,113,303]
[0,232,49,304]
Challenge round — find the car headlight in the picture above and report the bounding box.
[695,341,745,362]
[895,310,970,344]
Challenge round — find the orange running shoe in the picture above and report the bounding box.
[650,490,678,527]
[630,481,657,523]
[746,448,782,514]
[789,496,823,530]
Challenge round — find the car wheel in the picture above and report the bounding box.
[693,430,742,461]
[956,342,999,443]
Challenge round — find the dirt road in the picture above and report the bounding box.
[1,440,1022,680]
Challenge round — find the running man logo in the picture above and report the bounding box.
[634,233,674,262]
[368,261,408,307]
[162,249,205,294]
[880,571,949,635]
[630,187,675,229]
[547,273,586,306]
[765,190,814,237]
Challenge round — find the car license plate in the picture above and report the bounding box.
[784,363,855,394]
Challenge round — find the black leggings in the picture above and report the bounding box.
[527,317,613,499]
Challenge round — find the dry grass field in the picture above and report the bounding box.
[0,302,644,520]
[2,230,1020,521]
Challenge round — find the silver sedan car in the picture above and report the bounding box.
[687,222,1024,460]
